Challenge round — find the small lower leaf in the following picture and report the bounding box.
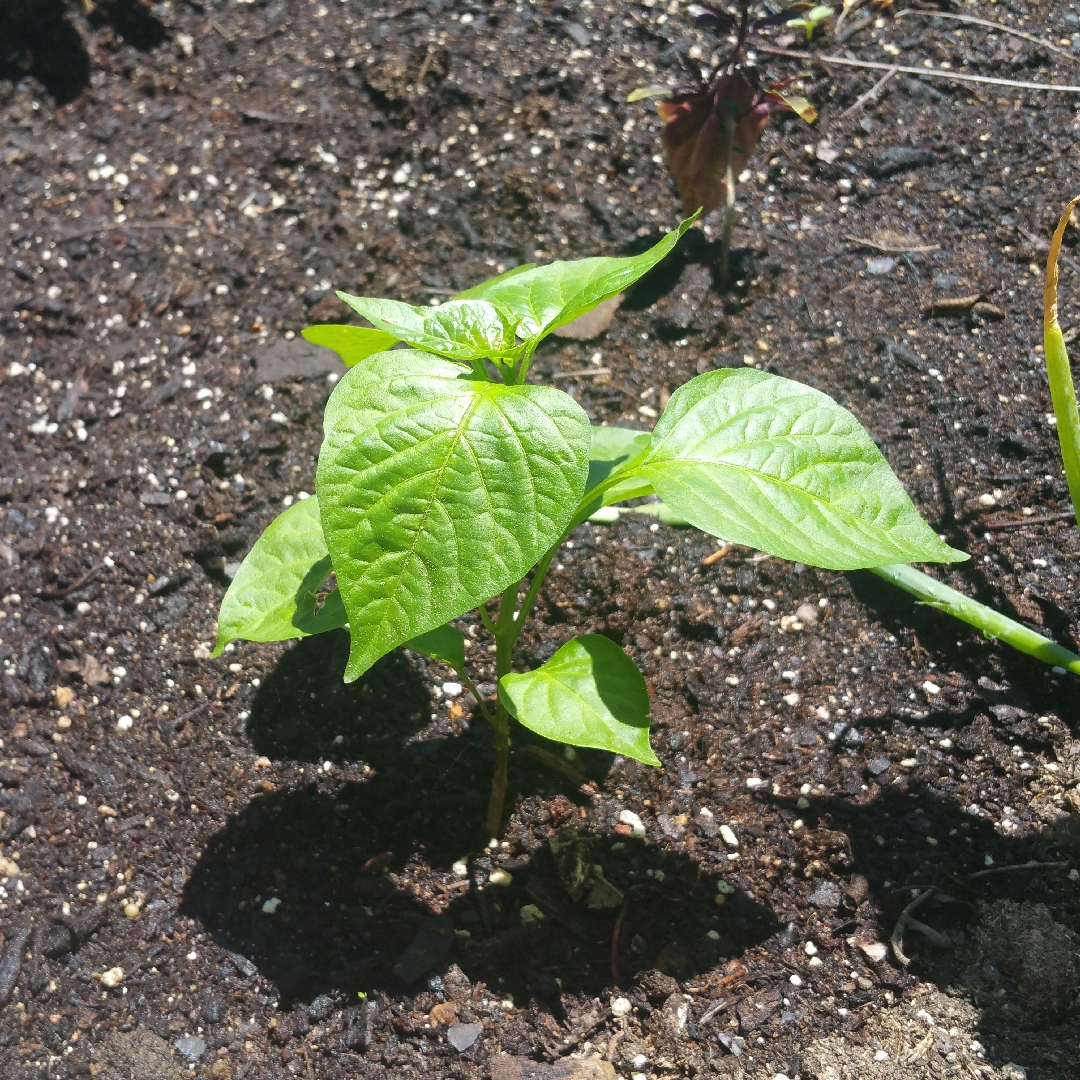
[405,624,466,672]
[214,496,344,654]
[499,634,659,766]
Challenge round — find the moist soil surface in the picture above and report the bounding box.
[2,2,1080,1079]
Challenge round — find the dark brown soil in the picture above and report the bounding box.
[2,2,1079,1079]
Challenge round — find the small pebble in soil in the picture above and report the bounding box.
[611,996,632,1018]
[100,967,124,988]
[519,904,544,924]
[720,824,739,848]
[867,757,891,776]
[789,974,804,987]
[488,869,512,886]
[866,256,895,276]
[804,941,818,956]
[447,1021,483,1052]
[124,902,140,919]
[116,715,134,731]
[809,881,843,910]
[442,681,463,697]
[618,809,646,838]
[809,956,823,968]
[261,897,281,914]
[745,777,764,790]
[452,859,468,877]
[859,941,889,963]
[174,1035,206,1061]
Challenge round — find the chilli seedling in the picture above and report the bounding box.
[214,218,967,836]
[631,2,820,283]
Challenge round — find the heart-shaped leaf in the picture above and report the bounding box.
[332,296,522,363]
[641,368,968,570]
[316,350,591,680]
[468,216,698,341]
[213,495,347,654]
[301,325,399,367]
[499,634,659,765]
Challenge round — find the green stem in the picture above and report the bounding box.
[454,666,495,727]
[869,564,1080,676]
[508,548,558,653]
[478,603,498,637]
[1044,196,1080,532]
[485,584,521,837]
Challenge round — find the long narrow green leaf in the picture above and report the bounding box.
[469,214,699,340]
[1044,196,1080,531]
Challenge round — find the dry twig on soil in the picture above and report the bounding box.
[756,45,1080,93]
[890,887,935,967]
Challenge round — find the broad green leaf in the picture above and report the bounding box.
[641,369,968,571]
[499,634,659,766]
[316,351,591,681]
[301,325,398,367]
[213,496,346,654]
[333,295,522,363]
[405,624,467,672]
[471,215,699,340]
[456,262,537,300]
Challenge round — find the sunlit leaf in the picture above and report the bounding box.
[628,85,675,103]
[465,217,698,342]
[316,351,590,680]
[301,324,399,367]
[333,295,523,364]
[641,368,968,570]
[500,634,660,765]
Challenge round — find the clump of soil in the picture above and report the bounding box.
[958,900,1080,1029]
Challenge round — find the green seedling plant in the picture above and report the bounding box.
[1045,196,1080,533]
[214,216,979,837]
[786,4,835,41]
[630,2,819,283]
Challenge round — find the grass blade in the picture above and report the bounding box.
[1044,196,1080,532]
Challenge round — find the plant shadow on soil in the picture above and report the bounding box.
[181,630,781,1008]
[847,568,1080,730]
[1,0,167,106]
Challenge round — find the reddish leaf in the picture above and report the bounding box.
[657,71,770,217]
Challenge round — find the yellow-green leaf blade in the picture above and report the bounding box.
[642,369,967,571]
